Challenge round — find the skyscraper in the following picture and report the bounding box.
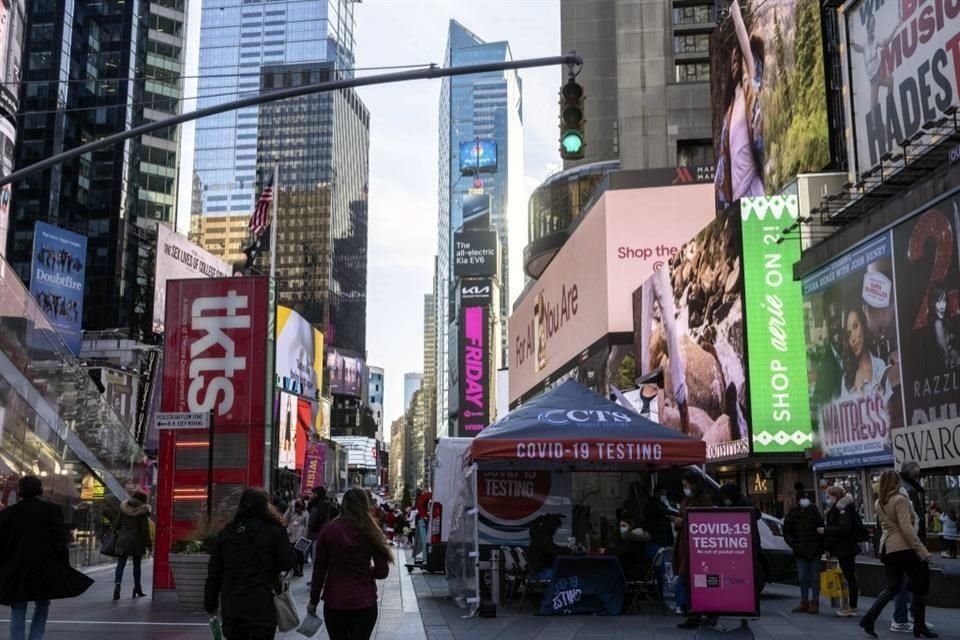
[403,372,422,413]
[436,21,522,438]
[192,0,369,353]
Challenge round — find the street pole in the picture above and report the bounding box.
[1,54,582,189]
[207,411,215,524]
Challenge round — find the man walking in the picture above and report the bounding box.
[0,476,93,639]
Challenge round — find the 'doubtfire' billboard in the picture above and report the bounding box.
[30,221,86,355]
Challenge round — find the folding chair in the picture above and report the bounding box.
[514,547,553,614]
[625,546,669,614]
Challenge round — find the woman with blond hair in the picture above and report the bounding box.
[859,470,936,638]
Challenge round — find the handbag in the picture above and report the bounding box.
[274,572,300,632]
[100,530,120,557]
[819,567,846,599]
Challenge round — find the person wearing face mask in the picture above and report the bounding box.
[673,471,714,629]
[823,485,861,617]
[784,483,825,614]
[613,519,651,580]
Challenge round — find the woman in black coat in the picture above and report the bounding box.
[0,476,93,640]
[204,488,297,640]
[783,484,825,614]
[112,491,152,600]
[823,486,860,617]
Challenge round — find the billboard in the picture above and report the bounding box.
[740,196,813,452]
[845,0,960,177]
[153,225,230,334]
[458,305,491,436]
[462,193,491,230]
[276,305,323,400]
[509,184,715,403]
[453,229,499,277]
[301,441,327,493]
[802,234,900,465]
[459,278,493,307]
[30,221,87,355]
[332,436,378,468]
[892,195,960,425]
[277,390,312,470]
[711,0,830,209]
[327,347,364,397]
[634,211,750,461]
[477,470,572,546]
[459,139,498,174]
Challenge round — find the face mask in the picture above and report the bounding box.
[683,488,693,497]
[799,498,811,508]
[723,499,732,506]
[619,526,629,534]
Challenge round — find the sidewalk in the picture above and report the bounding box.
[0,550,426,639]
[412,572,960,640]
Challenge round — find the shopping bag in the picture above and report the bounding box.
[297,613,324,638]
[820,567,845,599]
[208,616,223,640]
[274,573,300,632]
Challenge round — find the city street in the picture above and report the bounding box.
[5,550,960,639]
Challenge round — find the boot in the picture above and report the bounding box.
[913,606,938,638]
[859,616,878,639]
[792,600,809,613]
[113,584,121,601]
[807,601,820,614]
[133,585,146,598]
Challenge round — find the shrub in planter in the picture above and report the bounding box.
[169,512,228,611]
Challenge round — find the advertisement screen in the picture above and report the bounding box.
[277,391,312,470]
[634,212,750,460]
[458,305,491,436]
[327,348,364,397]
[509,185,715,404]
[30,221,87,355]
[711,0,830,210]
[740,196,813,452]
[462,193,491,230]
[478,470,572,546]
[802,234,901,466]
[845,0,960,177]
[332,436,378,468]
[687,508,758,616]
[153,225,230,334]
[301,441,327,493]
[276,305,323,400]
[458,139,498,174]
[453,229,499,277]
[892,195,960,425]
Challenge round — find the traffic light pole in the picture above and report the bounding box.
[0,53,582,189]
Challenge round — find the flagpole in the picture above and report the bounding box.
[269,163,279,283]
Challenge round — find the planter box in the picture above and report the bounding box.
[169,552,210,611]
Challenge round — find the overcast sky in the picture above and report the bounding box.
[356,1,561,435]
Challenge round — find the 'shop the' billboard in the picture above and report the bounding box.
[30,221,87,355]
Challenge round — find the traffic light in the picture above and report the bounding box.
[559,78,585,160]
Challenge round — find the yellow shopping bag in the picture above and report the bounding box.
[820,567,846,599]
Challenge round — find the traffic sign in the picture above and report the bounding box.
[155,412,210,430]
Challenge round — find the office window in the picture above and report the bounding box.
[675,62,710,83]
[677,139,713,166]
[672,5,714,25]
[674,33,710,54]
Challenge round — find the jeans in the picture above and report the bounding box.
[115,554,142,587]
[893,573,910,624]
[10,600,50,640]
[675,574,689,612]
[795,556,821,603]
[324,605,378,640]
[865,550,928,630]
[837,555,859,608]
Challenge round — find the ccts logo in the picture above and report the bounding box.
[537,409,633,426]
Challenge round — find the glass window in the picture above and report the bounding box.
[677,139,713,166]
[675,61,710,83]
[674,33,710,54]
[672,5,714,25]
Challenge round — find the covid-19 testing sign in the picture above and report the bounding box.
[686,508,758,616]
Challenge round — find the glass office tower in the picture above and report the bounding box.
[436,20,523,437]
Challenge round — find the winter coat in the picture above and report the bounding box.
[876,491,929,559]
[287,510,308,543]
[901,476,927,540]
[784,503,824,559]
[309,519,390,610]
[0,497,94,605]
[824,495,860,559]
[673,492,714,577]
[114,498,152,557]
[307,498,338,539]
[643,496,675,547]
[204,517,297,638]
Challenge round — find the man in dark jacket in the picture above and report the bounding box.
[0,476,93,640]
[783,484,824,614]
[527,514,567,579]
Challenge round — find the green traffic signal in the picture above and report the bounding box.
[561,131,584,154]
[559,78,585,160]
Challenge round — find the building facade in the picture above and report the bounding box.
[436,20,523,438]
[368,366,384,440]
[560,0,714,171]
[403,372,422,413]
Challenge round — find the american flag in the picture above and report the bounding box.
[248,181,274,237]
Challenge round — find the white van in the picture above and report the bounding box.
[425,437,472,572]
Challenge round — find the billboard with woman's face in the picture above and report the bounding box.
[711,0,831,210]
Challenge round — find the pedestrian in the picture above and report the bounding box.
[823,485,861,617]
[204,488,297,640]
[859,470,937,639]
[783,482,824,615]
[286,500,308,577]
[111,490,152,600]
[892,462,929,634]
[308,488,393,640]
[0,475,93,640]
[384,505,396,545]
[674,471,715,629]
[939,509,957,558]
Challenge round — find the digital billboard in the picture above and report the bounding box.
[276,305,323,400]
[802,235,900,467]
[462,193,491,230]
[328,347,364,397]
[509,184,715,404]
[277,390,312,470]
[30,221,87,355]
[458,305,491,436]
[740,196,813,452]
[153,225,230,334]
[711,0,831,210]
[634,211,750,460]
[458,139,498,174]
[332,436,378,468]
[845,0,960,178]
[453,229,499,277]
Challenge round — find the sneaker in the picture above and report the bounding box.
[890,622,913,633]
[674,606,684,615]
[837,607,858,617]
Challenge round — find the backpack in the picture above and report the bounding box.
[852,510,870,543]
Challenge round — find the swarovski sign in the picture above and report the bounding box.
[892,418,960,471]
